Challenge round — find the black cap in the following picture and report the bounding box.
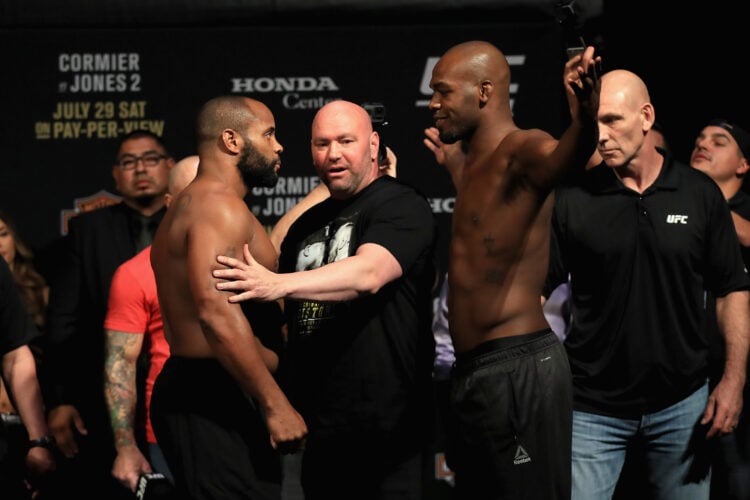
[708,118,750,160]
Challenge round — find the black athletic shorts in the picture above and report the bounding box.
[448,329,572,500]
[151,357,281,500]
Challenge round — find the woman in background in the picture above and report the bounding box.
[0,209,50,499]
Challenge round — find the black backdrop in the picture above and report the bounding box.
[0,20,568,284]
[2,1,749,276]
[1,1,748,494]
[0,18,570,493]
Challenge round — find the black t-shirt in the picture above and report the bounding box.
[0,258,39,355]
[279,176,437,445]
[549,152,750,417]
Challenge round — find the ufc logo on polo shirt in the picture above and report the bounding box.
[666,214,688,224]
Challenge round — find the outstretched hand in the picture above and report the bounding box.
[214,244,281,302]
[423,127,466,186]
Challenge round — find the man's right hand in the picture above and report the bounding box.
[47,404,87,458]
[265,404,307,455]
[112,445,152,492]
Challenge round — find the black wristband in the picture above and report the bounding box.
[28,434,56,450]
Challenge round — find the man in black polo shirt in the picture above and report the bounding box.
[547,70,750,499]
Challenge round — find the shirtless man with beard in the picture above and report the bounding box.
[150,95,307,500]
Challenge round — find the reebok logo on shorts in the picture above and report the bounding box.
[513,445,531,465]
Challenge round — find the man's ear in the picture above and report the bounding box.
[738,157,750,177]
[479,80,493,102]
[222,129,241,153]
[371,131,380,164]
[641,103,655,133]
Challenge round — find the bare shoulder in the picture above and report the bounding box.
[171,182,253,257]
[185,180,251,227]
[501,127,556,154]
[498,127,560,177]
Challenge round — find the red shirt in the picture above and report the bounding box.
[104,246,168,444]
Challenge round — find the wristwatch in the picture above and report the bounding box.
[28,434,56,450]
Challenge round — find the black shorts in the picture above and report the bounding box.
[151,357,281,500]
[449,329,572,500]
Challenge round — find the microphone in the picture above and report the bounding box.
[135,472,176,500]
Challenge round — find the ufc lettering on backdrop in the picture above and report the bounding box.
[415,54,526,110]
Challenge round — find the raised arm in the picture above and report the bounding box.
[523,46,601,190]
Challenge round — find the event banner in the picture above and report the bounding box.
[0,20,564,495]
[0,22,565,277]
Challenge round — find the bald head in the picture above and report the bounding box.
[169,155,199,196]
[312,100,373,138]
[195,96,272,146]
[434,41,511,105]
[443,41,510,81]
[310,100,379,199]
[600,70,651,116]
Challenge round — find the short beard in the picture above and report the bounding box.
[438,121,472,146]
[132,194,158,207]
[439,130,461,145]
[237,139,278,189]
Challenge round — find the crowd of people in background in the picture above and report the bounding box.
[1,35,749,500]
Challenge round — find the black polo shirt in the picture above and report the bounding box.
[549,150,750,417]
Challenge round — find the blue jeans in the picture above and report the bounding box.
[572,383,711,500]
